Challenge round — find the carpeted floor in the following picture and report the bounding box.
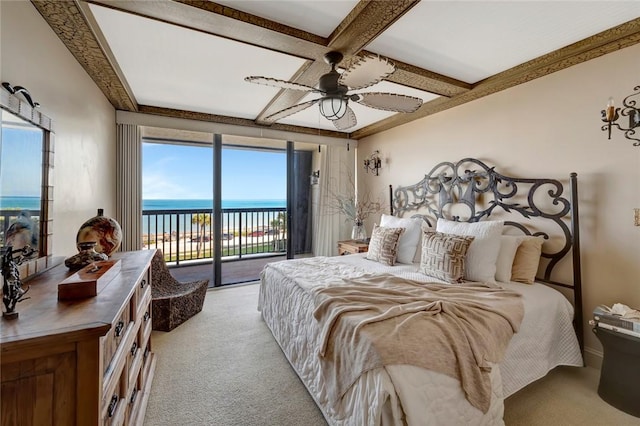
[144,283,640,426]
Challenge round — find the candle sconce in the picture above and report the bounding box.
[364,150,382,176]
[601,84,640,146]
[2,82,40,109]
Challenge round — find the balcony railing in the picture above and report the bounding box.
[142,207,287,265]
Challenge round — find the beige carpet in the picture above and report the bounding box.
[144,283,640,426]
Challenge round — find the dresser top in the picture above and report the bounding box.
[1,250,155,349]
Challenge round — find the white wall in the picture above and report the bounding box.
[358,43,640,362]
[1,1,117,257]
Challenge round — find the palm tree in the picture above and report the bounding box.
[270,212,286,252]
[191,213,211,257]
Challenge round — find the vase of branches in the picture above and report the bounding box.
[327,173,383,242]
[351,219,367,242]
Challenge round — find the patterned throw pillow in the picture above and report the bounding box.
[419,229,475,283]
[366,225,405,266]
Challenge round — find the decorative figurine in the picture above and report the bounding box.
[65,241,108,270]
[1,245,35,320]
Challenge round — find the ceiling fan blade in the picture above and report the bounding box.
[353,92,423,113]
[332,106,357,131]
[264,99,320,122]
[245,76,318,92]
[338,55,395,90]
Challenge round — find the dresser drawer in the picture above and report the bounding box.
[139,339,153,388]
[102,367,128,426]
[103,300,134,377]
[132,269,151,320]
[125,378,142,426]
[126,331,143,390]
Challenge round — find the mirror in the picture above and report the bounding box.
[0,87,54,278]
[1,109,43,255]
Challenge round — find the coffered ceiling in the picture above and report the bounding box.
[31,0,640,140]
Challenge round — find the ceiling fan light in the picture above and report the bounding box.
[319,97,348,120]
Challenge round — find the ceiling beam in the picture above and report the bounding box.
[255,0,425,124]
[352,17,640,139]
[138,105,347,139]
[31,0,137,111]
[374,54,471,98]
[87,0,328,60]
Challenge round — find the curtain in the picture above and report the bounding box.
[312,144,354,256]
[116,123,142,251]
[293,150,312,254]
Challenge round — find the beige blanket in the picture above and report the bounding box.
[312,274,524,413]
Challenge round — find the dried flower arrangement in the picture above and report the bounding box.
[325,173,384,226]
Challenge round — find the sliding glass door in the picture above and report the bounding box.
[142,134,319,287]
[218,135,288,285]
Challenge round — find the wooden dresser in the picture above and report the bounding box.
[1,250,156,426]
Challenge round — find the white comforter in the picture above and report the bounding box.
[258,255,582,426]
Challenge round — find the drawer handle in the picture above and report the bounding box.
[140,279,147,289]
[144,346,150,359]
[143,311,150,322]
[114,321,124,337]
[130,389,138,405]
[130,341,138,357]
[107,394,118,418]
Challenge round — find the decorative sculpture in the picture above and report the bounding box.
[1,245,35,320]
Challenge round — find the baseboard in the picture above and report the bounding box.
[584,346,603,369]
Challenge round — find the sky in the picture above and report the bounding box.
[1,126,43,197]
[142,142,287,200]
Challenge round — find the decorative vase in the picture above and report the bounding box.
[76,209,123,257]
[65,241,108,270]
[351,222,367,242]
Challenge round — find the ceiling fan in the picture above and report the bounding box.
[245,51,423,131]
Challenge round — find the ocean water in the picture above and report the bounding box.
[143,199,285,210]
[0,197,286,211]
[0,196,41,210]
[1,197,286,236]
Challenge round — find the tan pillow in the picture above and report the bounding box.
[419,229,475,284]
[366,225,404,266]
[511,236,545,284]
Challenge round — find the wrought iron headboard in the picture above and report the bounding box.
[389,158,583,352]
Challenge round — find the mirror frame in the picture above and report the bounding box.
[1,88,55,279]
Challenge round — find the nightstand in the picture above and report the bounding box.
[338,239,369,255]
[592,325,640,417]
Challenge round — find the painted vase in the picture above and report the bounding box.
[76,209,123,257]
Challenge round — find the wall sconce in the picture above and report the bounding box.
[310,170,320,185]
[601,84,640,146]
[364,150,382,176]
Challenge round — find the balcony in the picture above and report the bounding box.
[142,207,289,285]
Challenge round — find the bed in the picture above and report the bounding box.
[259,158,584,425]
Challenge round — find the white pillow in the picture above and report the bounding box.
[436,218,504,284]
[380,214,422,264]
[495,235,526,283]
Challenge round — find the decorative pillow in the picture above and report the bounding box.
[435,218,504,284]
[495,235,526,283]
[366,225,405,266]
[379,214,423,264]
[419,229,475,283]
[511,236,545,284]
